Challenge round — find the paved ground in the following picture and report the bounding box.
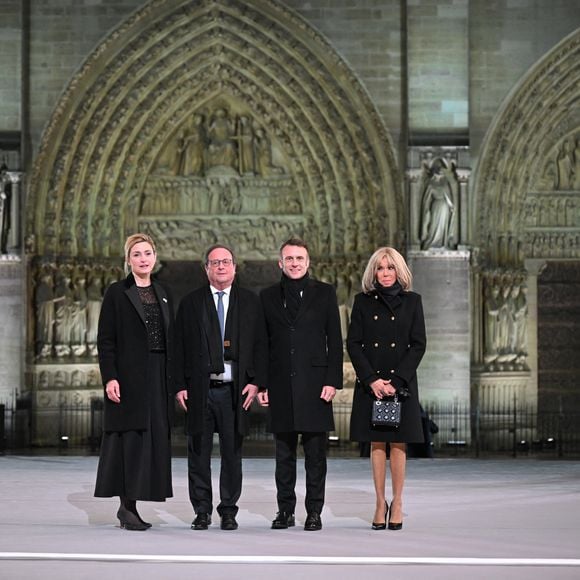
[0,455,579,579]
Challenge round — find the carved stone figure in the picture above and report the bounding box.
[253,127,283,177]
[35,271,55,358]
[70,276,88,357]
[513,284,528,367]
[86,273,103,356]
[574,137,580,191]
[236,115,255,175]
[207,108,237,170]
[483,285,501,366]
[54,273,73,357]
[181,113,207,176]
[496,284,512,363]
[419,157,458,250]
[0,164,10,254]
[556,141,573,190]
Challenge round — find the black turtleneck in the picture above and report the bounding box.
[280,272,309,320]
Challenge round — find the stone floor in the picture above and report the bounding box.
[0,455,579,579]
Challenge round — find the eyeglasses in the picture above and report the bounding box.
[207,258,233,268]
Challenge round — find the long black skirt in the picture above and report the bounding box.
[94,352,172,501]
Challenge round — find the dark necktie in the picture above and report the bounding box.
[216,291,225,342]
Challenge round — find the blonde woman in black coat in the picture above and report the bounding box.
[347,247,426,531]
[94,233,174,531]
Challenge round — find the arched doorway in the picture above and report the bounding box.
[25,0,402,444]
[471,29,580,449]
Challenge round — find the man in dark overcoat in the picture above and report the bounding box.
[174,244,267,531]
[258,237,343,531]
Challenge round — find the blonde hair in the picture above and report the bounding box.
[124,233,156,275]
[361,247,412,293]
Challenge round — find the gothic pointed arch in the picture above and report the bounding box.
[27,0,401,263]
[473,29,580,268]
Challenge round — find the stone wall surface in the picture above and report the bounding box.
[28,0,144,155]
[469,0,580,165]
[0,260,23,405]
[0,0,22,132]
[407,0,469,139]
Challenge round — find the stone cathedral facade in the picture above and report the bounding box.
[0,0,579,447]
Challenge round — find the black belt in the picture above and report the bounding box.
[209,380,234,388]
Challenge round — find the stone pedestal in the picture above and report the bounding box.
[31,362,102,447]
[408,250,471,406]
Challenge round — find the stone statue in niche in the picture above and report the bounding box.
[0,163,11,254]
[556,140,574,190]
[419,157,458,250]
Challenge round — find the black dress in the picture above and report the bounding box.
[347,288,427,444]
[95,285,172,501]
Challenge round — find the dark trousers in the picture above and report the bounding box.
[274,431,327,515]
[187,385,242,516]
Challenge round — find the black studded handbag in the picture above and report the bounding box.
[371,394,401,428]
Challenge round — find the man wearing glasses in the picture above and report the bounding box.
[258,237,343,531]
[175,244,267,531]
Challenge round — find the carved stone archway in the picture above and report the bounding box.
[471,29,580,426]
[27,0,402,263]
[473,29,580,267]
[24,0,402,444]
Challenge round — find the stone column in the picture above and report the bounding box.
[6,171,22,252]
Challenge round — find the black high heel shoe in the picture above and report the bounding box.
[371,501,388,530]
[117,506,148,531]
[388,504,403,530]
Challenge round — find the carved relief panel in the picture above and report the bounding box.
[523,131,580,260]
[480,269,529,372]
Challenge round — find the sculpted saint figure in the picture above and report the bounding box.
[419,157,458,250]
[207,108,237,170]
[556,141,573,190]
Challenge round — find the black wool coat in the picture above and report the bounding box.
[347,290,426,443]
[97,274,175,432]
[174,284,267,437]
[260,278,343,433]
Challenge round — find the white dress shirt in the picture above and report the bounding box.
[209,284,233,381]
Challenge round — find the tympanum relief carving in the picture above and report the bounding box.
[524,131,580,259]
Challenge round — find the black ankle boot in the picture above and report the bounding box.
[119,497,151,529]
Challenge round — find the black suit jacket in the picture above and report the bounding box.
[174,283,267,437]
[97,274,175,432]
[260,277,343,433]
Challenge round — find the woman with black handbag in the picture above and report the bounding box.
[347,247,426,530]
